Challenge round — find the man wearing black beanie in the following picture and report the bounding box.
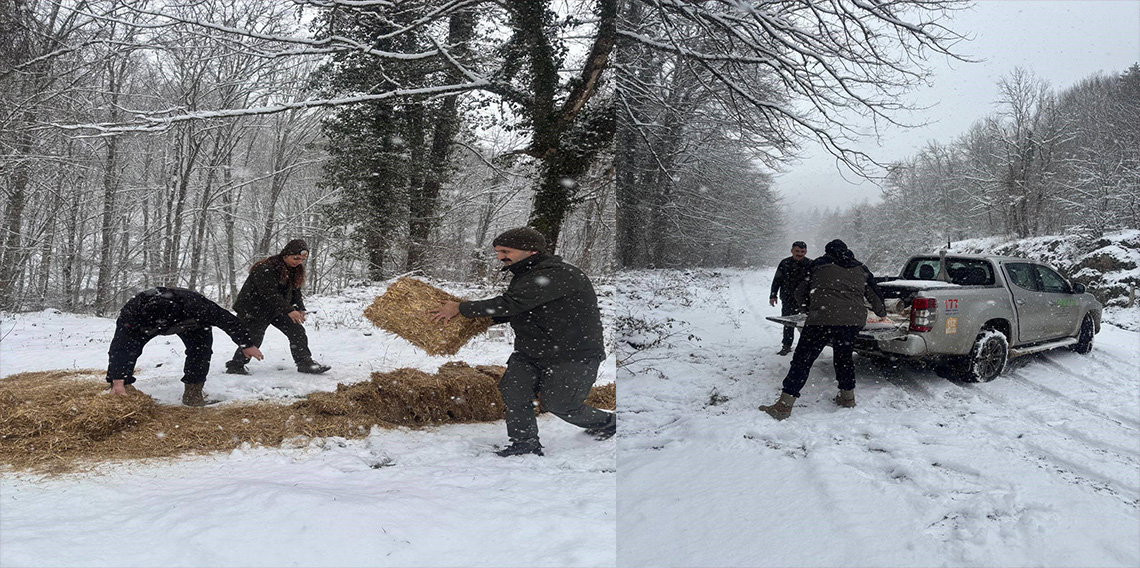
[759,239,887,420]
[430,226,615,456]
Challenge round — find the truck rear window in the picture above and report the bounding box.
[902,258,995,286]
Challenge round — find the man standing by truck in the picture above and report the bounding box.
[759,239,886,420]
[770,241,811,355]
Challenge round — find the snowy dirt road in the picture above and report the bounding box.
[616,269,1139,568]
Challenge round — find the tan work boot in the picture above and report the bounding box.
[758,392,796,420]
[181,382,217,407]
[834,389,856,408]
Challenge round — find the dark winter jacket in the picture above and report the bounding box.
[770,255,812,302]
[118,287,254,346]
[459,253,605,360]
[233,258,306,319]
[794,254,887,327]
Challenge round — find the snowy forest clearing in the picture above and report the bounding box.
[616,269,1139,567]
[0,281,618,567]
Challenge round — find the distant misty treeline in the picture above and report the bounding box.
[794,66,1140,272]
[0,1,615,314]
[614,1,969,269]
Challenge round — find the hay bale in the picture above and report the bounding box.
[362,277,494,356]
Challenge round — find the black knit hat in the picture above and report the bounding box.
[281,239,309,256]
[492,227,547,253]
[825,239,853,260]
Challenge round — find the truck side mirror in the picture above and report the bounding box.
[1072,283,1086,294]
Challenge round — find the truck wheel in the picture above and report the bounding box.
[962,330,1008,383]
[1071,314,1094,354]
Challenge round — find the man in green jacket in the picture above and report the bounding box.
[430,227,615,456]
[759,239,887,420]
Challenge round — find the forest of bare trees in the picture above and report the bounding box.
[3,0,1136,315]
[792,65,1140,272]
[615,0,969,268]
[0,0,616,314]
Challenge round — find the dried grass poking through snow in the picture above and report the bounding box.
[1,366,616,473]
[362,277,494,356]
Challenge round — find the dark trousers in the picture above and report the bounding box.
[780,298,800,347]
[228,312,311,367]
[781,325,861,397]
[500,352,613,443]
[107,324,214,385]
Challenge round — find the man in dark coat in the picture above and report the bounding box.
[759,239,886,420]
[107,287,264,406]
[430,227,615,457]
[769,241,811,355]
[226,239,330,375]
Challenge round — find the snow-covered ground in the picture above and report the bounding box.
[0,280,617,567]
[616,269,1139,567]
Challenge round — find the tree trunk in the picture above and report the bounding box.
[403,102,428,271]
[0,130,31,310]
[94,132,120,315]
[406,9,474,271]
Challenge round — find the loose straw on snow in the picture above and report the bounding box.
[1,366,615,473]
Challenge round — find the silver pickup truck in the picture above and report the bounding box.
[769,252,1103,382]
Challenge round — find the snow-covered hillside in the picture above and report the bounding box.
[615,269,1139,567]
[0,280,617,568]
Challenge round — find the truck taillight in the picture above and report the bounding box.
[910,297,937,332]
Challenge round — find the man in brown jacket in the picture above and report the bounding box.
[759,239,886,420]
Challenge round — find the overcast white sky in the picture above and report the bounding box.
[774,1,1140,212]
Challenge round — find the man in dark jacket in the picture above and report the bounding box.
[759,239,886,420]
[430,227,615,457]
[770,241,811,355]
[107,287,264,406]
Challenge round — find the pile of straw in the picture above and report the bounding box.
[1,365,616,473]
[363,277,494,356]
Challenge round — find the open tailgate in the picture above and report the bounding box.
[766,313,910,341]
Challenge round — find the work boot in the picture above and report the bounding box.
[777,345,793,356]
[224,363,250,375]
[585,414,617,440]
[181,382,218,407]
[758,392,796,421]
[297,360,331,374]
[834,389,856,408]
[495,439,544,457]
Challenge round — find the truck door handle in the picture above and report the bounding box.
[1015,299,1025,305]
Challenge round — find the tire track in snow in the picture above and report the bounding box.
[966,382,1139,458]
[1038,352,1139,393]
[1019,440,1140,501]
[957,386,1140,504]
[1085,335,1136,367]
[878,371,1139,505]
[1002,371,1140,430]
[982,431,1140,508]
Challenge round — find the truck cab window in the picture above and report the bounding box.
[1005,263,1040,291]
[1035,265,1071,294]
